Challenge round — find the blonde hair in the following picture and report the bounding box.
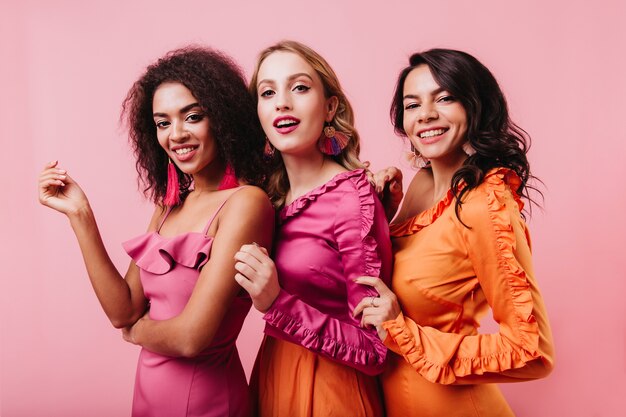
[249,40,364,207]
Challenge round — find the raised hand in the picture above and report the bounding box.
[38,160,89,216]
[353,276,401,341]
[234,243,280,313]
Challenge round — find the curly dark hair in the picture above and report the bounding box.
[390,48,541,221]
[121,46,266,205]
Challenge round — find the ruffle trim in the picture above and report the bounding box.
[280,169,367,222]
[345,171,382,277]
[389,188,455,237]
[383,168,539,384]
[389,168,524,237]
[384,313,541,384]
[265,307,387,369]
[122,232,213,275]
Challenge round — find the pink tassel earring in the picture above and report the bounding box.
[217,164,239,190]
[164,158,181,206]
[318,123,350,156]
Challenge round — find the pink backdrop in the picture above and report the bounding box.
[2,0,625,416]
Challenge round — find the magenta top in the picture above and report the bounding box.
[122,193,251,417]
[263,169,392,376]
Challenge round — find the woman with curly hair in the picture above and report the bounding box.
[38,47,274,417]
[355,49,555,416]
[233,40,391,417]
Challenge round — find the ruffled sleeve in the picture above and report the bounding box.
[264,170,392,376]
[383,168,554,384]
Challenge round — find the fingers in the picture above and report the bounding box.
[372,166,402,194]
[233,259,260,280]
[44,160,58,169]
[234,272,253,292]
[39,162,68,188]
[353,297,369,317]
[353,276,393,297]
[234,244,274,280]
[238,243,271,263]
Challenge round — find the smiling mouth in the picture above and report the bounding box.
[173,146,198,155]
[419,128,448,138]
[273,117,300,128]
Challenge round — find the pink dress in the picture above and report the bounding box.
[123,195,251,417]
[254,169,392,416]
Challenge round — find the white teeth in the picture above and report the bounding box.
[277,119,297,127]
[174,147,195,155]
[419,129,446,138]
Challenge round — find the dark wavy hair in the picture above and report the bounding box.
[390,48,541,221]
[121,46,266,205]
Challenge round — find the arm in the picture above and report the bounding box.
[38,161,148,328]
[382,172,555,384]
[258,177,390,375]
[127,187,275,357]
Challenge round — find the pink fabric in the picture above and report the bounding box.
[263,169,392,376]
[122,198,251,417]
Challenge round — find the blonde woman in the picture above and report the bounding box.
[234,41,391,416]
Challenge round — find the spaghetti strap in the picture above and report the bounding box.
[202,186,249,235]
[157,206,174,232]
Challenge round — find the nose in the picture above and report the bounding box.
[417,102,438,123]
[275,90,292,111]
[169,120,189,142]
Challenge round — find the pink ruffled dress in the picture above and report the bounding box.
[253,169,392,417]
[123,197,252,417]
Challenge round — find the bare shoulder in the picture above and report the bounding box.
[395,168,434,223]
[222,186,273,219]
[406,168,433,196]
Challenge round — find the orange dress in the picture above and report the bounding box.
[381,168,555,417]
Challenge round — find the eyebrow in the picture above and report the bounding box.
[403,87,447,100]
[257,72,314,87]
[153,102,201,118]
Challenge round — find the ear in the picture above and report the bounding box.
[325,96,339,122]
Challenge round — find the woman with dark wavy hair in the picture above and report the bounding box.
[354,49,555,416]
[38,46,274,417]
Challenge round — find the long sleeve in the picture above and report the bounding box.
[383,169,554,384]
[264,170,391,376]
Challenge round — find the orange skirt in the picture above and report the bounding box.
[381,353,514,417]
[252,335,385,417]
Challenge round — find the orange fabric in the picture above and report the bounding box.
[253,336,384,417]
[381,168,554,415]
[382,353,514,417]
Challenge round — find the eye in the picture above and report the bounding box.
[438,95,456,103]
[293,84,310,92]
[260,89,275,98]
[404,102,420,110]
[155,120,170,129]
[186,113,204,122]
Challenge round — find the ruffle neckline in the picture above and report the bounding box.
[280,169,367,222]
[389,168,523,237]
[123,231,213,275]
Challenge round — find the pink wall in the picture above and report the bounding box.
[2,0,625,416]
